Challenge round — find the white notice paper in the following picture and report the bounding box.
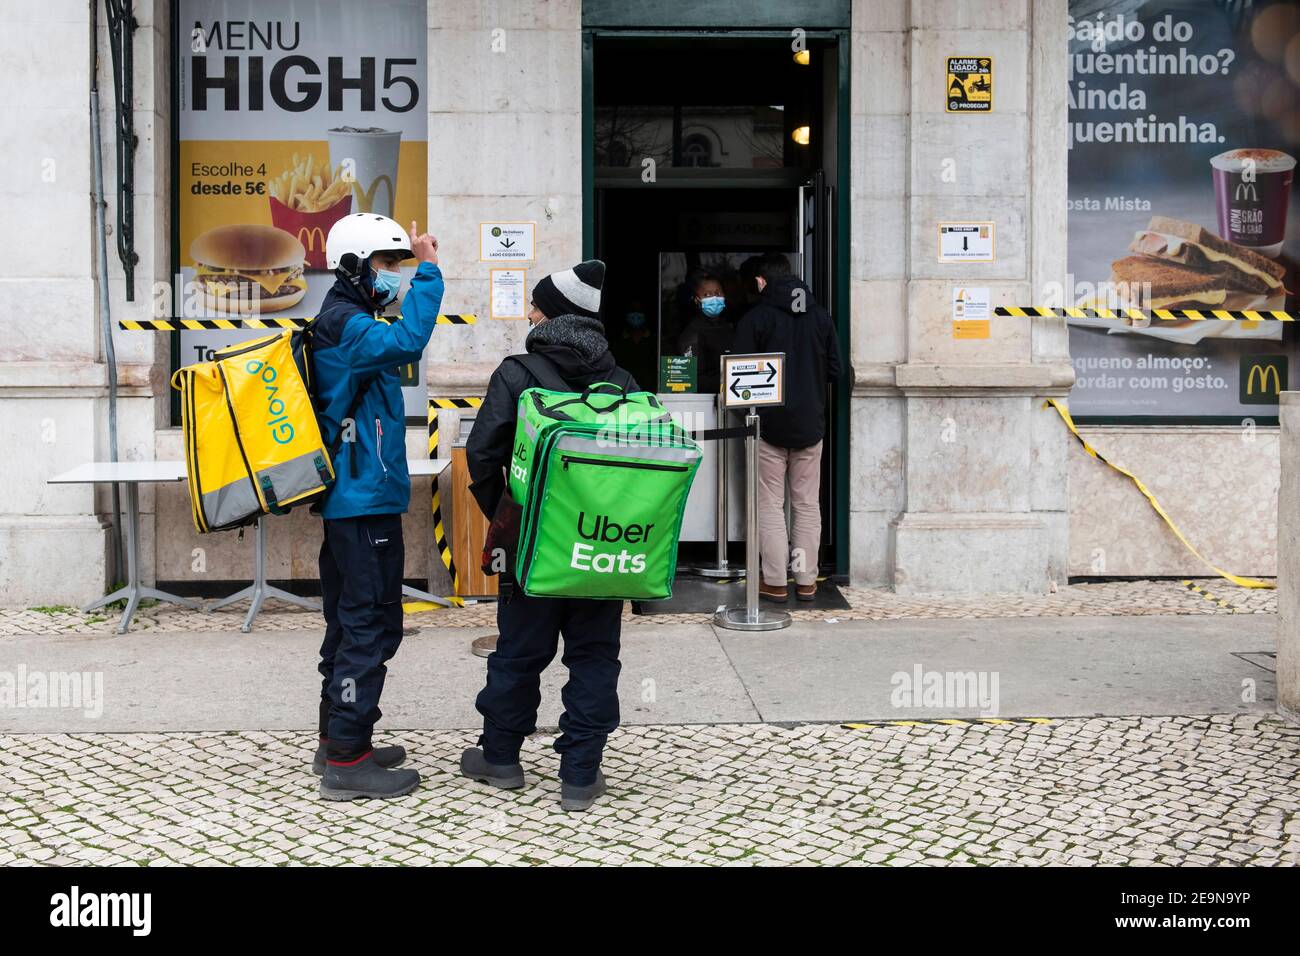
[490,268,527,320]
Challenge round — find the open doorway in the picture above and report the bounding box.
[587,31,847,576]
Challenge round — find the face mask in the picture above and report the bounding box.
[699,296,726,318]
[372,268,401,305]
[626,311,646,328]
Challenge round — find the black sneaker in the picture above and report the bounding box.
[312,742,406,776]
[459,747,525,789]
[319,753,420,801]
[560,770,607,812]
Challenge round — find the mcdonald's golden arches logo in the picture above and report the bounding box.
[1239,355,1288,405]
[297,226,327,252]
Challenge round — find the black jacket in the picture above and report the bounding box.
[466,332,637,520]
[731,277,843,448]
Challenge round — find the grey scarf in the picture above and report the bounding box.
[525,313,609,364]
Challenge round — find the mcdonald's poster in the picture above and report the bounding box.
[173,0,427,411]
[1066,0,1299,420]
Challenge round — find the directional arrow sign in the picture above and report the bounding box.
[480,222,536,261]
[722,352,785,408]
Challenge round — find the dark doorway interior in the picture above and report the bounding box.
[590,32,844,574]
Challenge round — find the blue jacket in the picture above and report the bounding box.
[311,261,444,519]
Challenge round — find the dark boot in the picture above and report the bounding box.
[560,770,607,812]
[459,747,525,789]
[312,739,407,776]
[319,752,420,801]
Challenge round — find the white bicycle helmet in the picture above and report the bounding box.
[326,213,414,276]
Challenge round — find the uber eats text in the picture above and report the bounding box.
[570,512,653,575]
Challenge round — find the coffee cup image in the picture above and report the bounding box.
[328,127,402,219]
[1210,148,1295,258]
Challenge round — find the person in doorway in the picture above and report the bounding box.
[731,252,842,602]
[610,298,656,392]
[677,269,735,394]
[311,214,443,800]
[461,260,637,812]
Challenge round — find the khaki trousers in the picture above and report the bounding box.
[755,438,823,587]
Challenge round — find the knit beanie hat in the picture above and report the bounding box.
[532,260,605,319]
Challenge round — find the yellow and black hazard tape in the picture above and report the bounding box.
[1182,580,1241,612]
[426,396,484,607]
[119,314,477,331]
[843,717,1052,729]
[1047,399,1274,591]
[995,306,1297,322]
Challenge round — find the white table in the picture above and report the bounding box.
[215,458,453,629]
[47,461,203,633]
[50,458,455,632]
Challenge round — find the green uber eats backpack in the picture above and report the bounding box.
[506,358,702,601]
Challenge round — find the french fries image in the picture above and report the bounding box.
[267,153,352,213]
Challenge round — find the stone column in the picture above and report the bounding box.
[1279,392,1299,723]
[0,2,169,606]
[850,0,1072,594]
[425,0,584,403]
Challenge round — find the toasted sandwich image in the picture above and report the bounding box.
[1110,254,1283,314]
[1128,215,1285,296]
[1110,255,1227,314]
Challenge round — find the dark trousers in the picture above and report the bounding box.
[476,583,623,786]
[318,514,405,761]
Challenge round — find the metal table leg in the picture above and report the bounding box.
[400,583,455,608]
[209,517,321,633]
[82,482,202,634]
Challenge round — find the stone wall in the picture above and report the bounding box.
[848,0,1073,593]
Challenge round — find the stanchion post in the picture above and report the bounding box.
[744,411,761,622]
[682,390,745,579]
[714,409,790,631]
[716,395,729,569]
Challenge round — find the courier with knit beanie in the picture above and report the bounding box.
[461,259,636,813]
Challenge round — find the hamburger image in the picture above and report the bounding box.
[190,224,308,315]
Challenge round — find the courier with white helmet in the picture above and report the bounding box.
[311,213,442,801]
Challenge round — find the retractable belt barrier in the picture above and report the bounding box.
[689,423,757,442]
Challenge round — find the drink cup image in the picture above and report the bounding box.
[328,127,402,219]
[1211,148,1295,258]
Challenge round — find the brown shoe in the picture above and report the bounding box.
[759,582,788,603]
[795,583,817,602]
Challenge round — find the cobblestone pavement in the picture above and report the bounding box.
[1,577,1276,635]
[2,715,1296,866]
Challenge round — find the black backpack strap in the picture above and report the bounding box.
[507,352,571,392]
[508,352,639,395]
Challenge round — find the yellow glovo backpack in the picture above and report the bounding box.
[172,331,336,533]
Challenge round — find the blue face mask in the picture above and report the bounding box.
[626,311,647,328]
[699,295,726,318]
[372,268,401,305]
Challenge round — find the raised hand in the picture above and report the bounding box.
[410,221,439,265]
